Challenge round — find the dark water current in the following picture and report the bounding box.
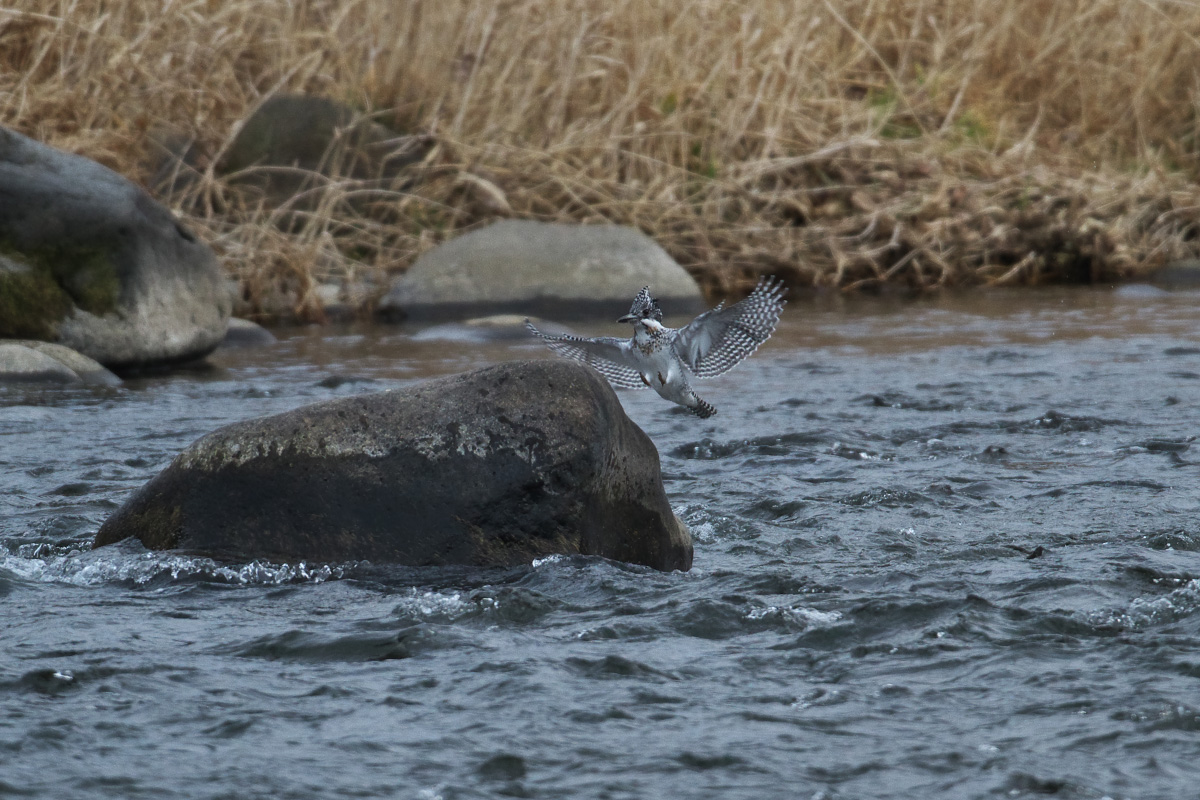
[4,286,1200,799]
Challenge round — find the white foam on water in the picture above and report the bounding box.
[789,607,845,626]
[686,519,720,544]
[673,503,744,544]
[1086,578,1200,630]
[0,547,348,588]
[392,587,479,620]
[746,604,843,628]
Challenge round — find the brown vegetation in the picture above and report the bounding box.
[3,0,1200,320]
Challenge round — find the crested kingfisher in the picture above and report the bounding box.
[526,277,786,418]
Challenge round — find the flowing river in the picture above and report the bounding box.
[2,286,1199,799]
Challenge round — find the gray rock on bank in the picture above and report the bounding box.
[0,126,231,369]
[0,340,120,385]
[217,95,431,201]
[380,220,705,320]
[94,360,692,571]
[219,318,277,349]
[1147,258,1200,289]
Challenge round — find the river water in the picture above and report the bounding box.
[2,287,1199,799]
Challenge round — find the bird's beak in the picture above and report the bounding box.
[616,314,637,324]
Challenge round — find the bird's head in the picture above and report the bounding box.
[617,286,663,324]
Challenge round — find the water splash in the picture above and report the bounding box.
[393,587,475,619]
[1086,579,1200,631]
[0,546,350,588]
[746,604,844,628]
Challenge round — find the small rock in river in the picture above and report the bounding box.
[219,318,277,349]
[0,340,120,385]
[1146,258,1200,289]
[314,374,374,389]
[94,359,693,572]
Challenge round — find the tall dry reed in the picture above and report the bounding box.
[3,0,1200,318]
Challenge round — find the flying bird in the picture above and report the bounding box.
[526,277,786,418]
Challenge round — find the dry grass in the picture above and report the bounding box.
[3,0,1200,319]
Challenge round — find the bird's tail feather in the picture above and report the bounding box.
[691,396,717,419]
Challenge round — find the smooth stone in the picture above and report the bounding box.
[0,343,79,383]
[411,315,571,344]
[1146,259,1200,289]
[0,341,119,385]
[314,282,341,307]
[219,318,277,348]
[94,360,693,572]
[313,282,354,322]
[1112,283,1168,299]
[379,220,705,321]
[409,323,499,344]
[465,314,535,328]
[463,314,566,341]
[0,125,231,368]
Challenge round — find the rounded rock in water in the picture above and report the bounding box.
[94,359,693,572]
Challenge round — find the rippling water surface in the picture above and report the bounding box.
[4,287,1200,799]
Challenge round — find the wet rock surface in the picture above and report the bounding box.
[380,220,704,320]
[0,126,231,368]
[94,359,692,570]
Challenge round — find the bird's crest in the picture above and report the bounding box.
[626,286,663,321]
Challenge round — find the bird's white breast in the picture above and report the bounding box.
[630,323,682,390]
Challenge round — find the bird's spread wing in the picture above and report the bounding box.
[525,321,647,389]
[673,276,786,378]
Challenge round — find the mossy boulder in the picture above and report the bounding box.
[0,254,74,340]
[94,359,693,571]
[0,126,231,368]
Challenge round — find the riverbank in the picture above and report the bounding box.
[3,0,1200,322]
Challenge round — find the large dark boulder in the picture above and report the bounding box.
[94,360,692,571]
[0,126,231,368]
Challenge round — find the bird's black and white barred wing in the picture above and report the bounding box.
[673,276,786,378]
[525,321,647,389]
